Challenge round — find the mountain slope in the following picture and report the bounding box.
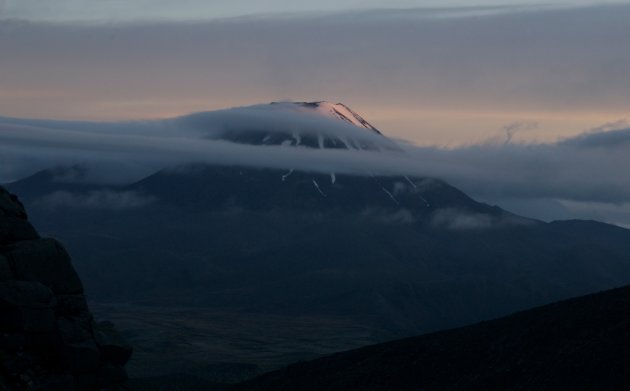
[234,284,630,391]
[281,101,383,134]
[8,164,630,335]
[6,102,630,379]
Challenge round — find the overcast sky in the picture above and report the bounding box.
[1,2,629,145]
[2,1,630,225]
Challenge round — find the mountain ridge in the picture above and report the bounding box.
[233,283,630,391]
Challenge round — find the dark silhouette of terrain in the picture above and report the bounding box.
[233,284,630,391]
[0,186,131,390]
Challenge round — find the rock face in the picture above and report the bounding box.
[0,186,131,390]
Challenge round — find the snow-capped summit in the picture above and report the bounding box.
[274,101,382,135]
[178,101,398,151]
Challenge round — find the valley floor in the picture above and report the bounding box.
[90,303,381,383]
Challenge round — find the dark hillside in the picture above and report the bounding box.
[235,284,630,391]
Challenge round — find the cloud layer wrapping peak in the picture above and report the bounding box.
[2,103,630,226]
[172,102,395,150]
[0,102,408,184]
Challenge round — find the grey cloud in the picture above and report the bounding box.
[361,208,416,224]
[1,5,630,119]
[560,125,630,149]
[431,209,496,230]
[3,106,630,226]
[174,103,393,147]
[0,104,405,184]
[0,1,531,23]
[555,200,630,229]
[500,122,539,145]
[3,104,630,203]
[431,208,534,230]
[33,190,156,210]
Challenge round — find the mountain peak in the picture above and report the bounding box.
[179,101,397,151]
[273,101,382,135]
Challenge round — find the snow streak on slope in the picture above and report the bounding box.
[296,102,382,134]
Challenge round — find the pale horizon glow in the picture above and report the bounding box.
[3,102,627,147]
[2,3,630,146]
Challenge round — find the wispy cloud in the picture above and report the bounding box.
[33,190,156,210]
[431,208,534,230]
[361,208,416,224]
[0,1,555,23]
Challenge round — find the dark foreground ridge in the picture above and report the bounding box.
[0,186,131,390]
[233,284,630,391]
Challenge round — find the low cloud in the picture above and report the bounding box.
[2,105,630,226]
[33,190,156,210]
[361,208,416,225]
[431,208,534,230]
[494,121,539,145]
[560,125,630,149]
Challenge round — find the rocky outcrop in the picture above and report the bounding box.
[0,186,131,390]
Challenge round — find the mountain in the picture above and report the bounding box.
[292,101,383,134]
[233,283,630,391]
[173,101,398,151]
[6,101,630,379]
